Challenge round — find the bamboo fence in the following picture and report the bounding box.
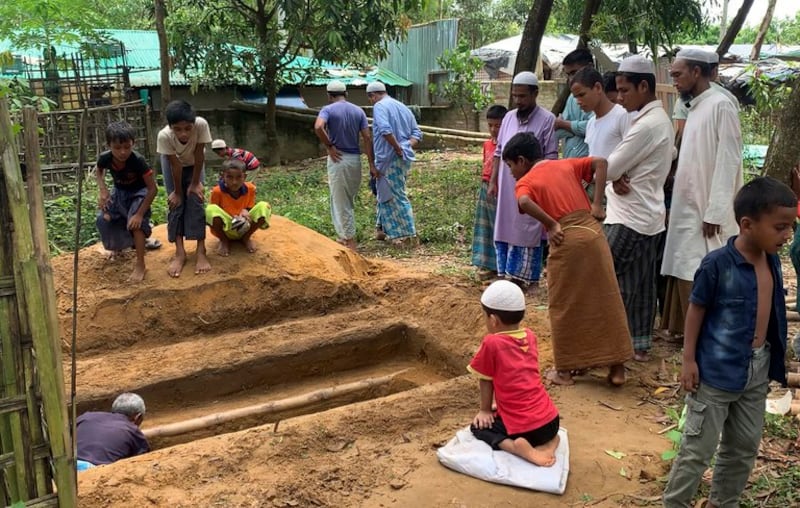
[0,100,77,506]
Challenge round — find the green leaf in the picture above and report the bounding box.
[665,429,683,444]
[661,449,678,461]
[604,449,626,460]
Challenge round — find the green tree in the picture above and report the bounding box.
[0,0,105,51]
[167,0,419,165]
[430,45,493,127]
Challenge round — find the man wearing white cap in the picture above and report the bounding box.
[600,55,674,362]
[489,71,557,292]
[210,139,261,179]
[314,80,375,250]
[672,49,739,142]
[659,49,743,339]
[365,81,422,245]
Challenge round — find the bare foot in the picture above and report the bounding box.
[607,364,626,386]
[195,251,211,275]
[521,435,560,467]
[167,253,186,278]
[245,238,257,253]
[546,369,574,386]
[634,350,651,362]
[106,250,123,261]
[127,264,146,282]
[216,239,230,257]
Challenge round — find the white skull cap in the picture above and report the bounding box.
[481,280,526,312]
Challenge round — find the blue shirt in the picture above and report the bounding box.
[317,100,368,155]
[690,236,787,392]
[76,412,150,465]
[556,95,591,158]
[372,96,423,170]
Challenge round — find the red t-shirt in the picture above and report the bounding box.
[481,139,497,183]
[514,157,594,222]
[468,328,559,435]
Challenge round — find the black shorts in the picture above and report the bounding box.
[471,414,559,450]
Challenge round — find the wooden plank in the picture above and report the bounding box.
[0,395,29,415]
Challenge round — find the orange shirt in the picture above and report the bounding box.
[514,157,594,222]
[210,182,256,216]
[481,139,497,182]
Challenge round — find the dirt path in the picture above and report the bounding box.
[59,217,688,507]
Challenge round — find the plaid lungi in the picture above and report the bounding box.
[471,181,497,271]
[376,158,416,240]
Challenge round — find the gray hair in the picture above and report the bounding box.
[111,393,146,417]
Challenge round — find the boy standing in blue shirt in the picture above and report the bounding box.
[663,177,796,507]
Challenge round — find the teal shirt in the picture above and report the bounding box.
[556,95,592,158]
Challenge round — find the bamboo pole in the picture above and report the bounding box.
[789,372,800,388]
[143,370,408,440]
[0,98,76,506]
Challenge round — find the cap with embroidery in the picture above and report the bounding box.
[512,71,539,87]
[366,81,386,93]
[618,55,655,75]
[676,48,717,64]
[211,139,226,150]
[480,280,526,312]
[326,80,346,93]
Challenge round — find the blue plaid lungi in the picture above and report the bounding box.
[376,158,416,240]
[471,181,496,271]
[495,241,542,284]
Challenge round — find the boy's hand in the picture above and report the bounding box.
[239,210,250,221]
[547,223,565,247]
[370,165,380,179]
[472,410,495,429]
[167,191,182,210]
[487,181,498,198]
[680,360,700,393]
[591,203,606,221]
[188,182,205,202]
[612,175,631,195]
[128,212,144,231]
[98,189,110,210]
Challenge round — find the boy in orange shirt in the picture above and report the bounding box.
[205,159,271,255]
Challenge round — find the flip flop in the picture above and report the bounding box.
[145,238,162,250]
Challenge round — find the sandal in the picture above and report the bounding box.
[145,238,162,250]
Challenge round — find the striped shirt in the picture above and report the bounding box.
[223,147,260,171]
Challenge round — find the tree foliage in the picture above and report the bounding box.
[0,0,104,51]
[430,44,493,126]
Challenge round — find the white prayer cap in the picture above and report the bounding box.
[481,280,526,312]
[618,55,654,75]
[326,80,346,93]
[676,48,717,64]
[366,81,386,93]
[512,71,539,87]
[211,139,226,149]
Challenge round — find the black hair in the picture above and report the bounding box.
[572,67,603,88]
[734,176,797,223]
[222,158,247,173]
[502,132,542,163]
[602,72,618,93]
[105,121,136,144]
[563,48,594,67]
[328,91,346,98]
[481,304,525,326]
[617,72,656,94]
[681,59,712,78]
[486,104,508,120]
[164,100,197,125]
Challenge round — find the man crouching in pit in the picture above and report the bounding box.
[76,392,150,471]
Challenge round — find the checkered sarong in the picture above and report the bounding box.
[495,241,542,284]
[471,181,497,271]
[376,158,416,240]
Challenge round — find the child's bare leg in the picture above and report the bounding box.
[195,239,211,274]
[607,363,626,386]
[498,434,560,467]
[168,236,187,278]
[209,218,230,256]
[241,218,265,253]
[129,230,147,282]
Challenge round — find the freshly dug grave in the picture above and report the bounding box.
[54,216,674,507]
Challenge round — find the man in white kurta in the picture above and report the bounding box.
[660,49,743,336]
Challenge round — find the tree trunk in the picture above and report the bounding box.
[762,82,800,185]
[154,0,171,117]
[552,0,603,115]
[511,0,556,108]
[263,63,281,166]
[717,0,754,58]
[750,0,777,61]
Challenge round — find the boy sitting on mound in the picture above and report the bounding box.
[205,159,271,256]
[469,280,561,467]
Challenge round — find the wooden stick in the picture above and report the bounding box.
[791,401,800,416]
[143,370,408,440]
[789,372,800,388]
[787,311,800,322]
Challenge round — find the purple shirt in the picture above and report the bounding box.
[76,412,150,465]
[318,100,369,155]
[493,106,557,247]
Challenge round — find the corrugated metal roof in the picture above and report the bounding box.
[379,19,459,106]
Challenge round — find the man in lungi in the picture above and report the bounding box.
[603,55,674,362]
[660,49,743,339]
[488,71,557,294]
[314,80,376,250]
[366,81,422,246]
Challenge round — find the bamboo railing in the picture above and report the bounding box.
[0,99,77,506]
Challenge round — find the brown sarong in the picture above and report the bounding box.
[660,276,693,335]
[547,210,633,371]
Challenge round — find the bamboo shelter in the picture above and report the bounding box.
[0,99,77,506]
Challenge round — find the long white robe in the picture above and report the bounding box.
[660,88,743,281]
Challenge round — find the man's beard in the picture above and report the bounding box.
[516,105,534,119]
